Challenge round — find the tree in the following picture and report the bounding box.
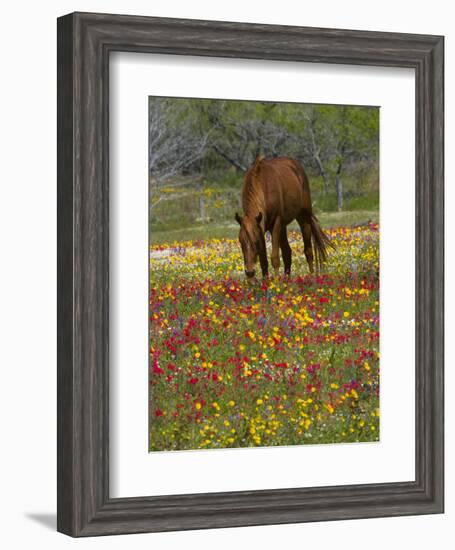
[198,100,292,172]
[291,104,379,210]
[329,105,379,211]
[149,98,211,209]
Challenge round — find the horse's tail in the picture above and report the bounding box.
[310,214,335,270]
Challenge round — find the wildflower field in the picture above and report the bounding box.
[149,223,380,451]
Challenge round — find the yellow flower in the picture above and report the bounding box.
[256,399,263,405]
[195,402,202,410]
[228,400,235,407]
[343,311,350,318]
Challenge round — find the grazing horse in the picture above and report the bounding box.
[235,155,334,279]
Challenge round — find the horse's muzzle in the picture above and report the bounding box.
[245,269,256,278]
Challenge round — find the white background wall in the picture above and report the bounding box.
[0,1,451,548]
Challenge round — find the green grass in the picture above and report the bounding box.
[149,209,379,245]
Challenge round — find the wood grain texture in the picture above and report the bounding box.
[57,11,444,537]
[57,13,76,536]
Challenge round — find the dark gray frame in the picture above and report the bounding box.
[57,11,444,537]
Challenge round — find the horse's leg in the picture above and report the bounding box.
[297,214,314,274]
[258,245,269,278]
[280,227,292,276]
[271,217,282,276]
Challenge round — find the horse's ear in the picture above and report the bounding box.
[250,155,264,180]
[235,212,242,225]
[256,212,263,225]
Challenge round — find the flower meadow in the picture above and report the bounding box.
[149,224,380,451]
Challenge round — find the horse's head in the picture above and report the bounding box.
[235,211,264,279]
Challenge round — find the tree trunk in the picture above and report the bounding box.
[199,194,206,221]
[314,154,329,195]
[322,172,329,196]
[335,173,343,212]
[211,144,246,172]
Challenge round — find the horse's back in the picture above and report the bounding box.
[260,157,312,223]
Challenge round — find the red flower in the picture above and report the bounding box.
[152,351,164,374]
[155,408,164,417]
[152,363,164,375]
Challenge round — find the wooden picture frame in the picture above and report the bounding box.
[57,11,444,536]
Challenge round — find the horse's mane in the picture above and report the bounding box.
[242,156,266,219]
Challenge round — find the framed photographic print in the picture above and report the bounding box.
[57,12,444,536]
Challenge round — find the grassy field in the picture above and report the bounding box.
[150,209,379,245]
[149,218,380,451]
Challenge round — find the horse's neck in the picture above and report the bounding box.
[244,179,266,223]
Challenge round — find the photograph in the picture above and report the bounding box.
[148,97,380,451]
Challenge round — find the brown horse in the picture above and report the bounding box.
[235,155,333,279]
